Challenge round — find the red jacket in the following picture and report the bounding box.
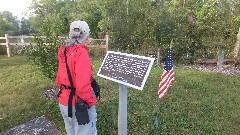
[56,44,96,107]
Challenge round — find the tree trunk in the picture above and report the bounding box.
[232,27,240,60]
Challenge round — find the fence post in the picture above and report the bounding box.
[105,35,109,52]
[5,34,11,57]
[217,50,224,70]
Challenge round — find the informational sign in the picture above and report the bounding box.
[97,51,155,90]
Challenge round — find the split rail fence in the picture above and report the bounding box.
[0,34,108,57]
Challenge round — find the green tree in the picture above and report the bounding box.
[0,11,19,36]
[19,17,30,35]
[29,0,102,37]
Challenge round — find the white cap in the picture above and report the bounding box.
[69,20,90,39]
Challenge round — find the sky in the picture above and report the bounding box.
[0,0,32,20]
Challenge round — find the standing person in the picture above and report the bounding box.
[56,20,97,135]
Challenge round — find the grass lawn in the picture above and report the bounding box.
[0,55,240,135]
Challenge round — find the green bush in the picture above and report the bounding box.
[24,36,64,81]
[0,46,7,55]
[22,19,66,81]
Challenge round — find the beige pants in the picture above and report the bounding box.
[59,104,97,135]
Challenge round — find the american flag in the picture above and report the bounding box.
[158,48,175,99]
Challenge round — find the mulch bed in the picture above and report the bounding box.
[42,87,59,100]
[180,64,240,76]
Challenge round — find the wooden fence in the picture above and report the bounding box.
[0,34,108,57]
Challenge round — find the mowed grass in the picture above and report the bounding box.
[0,56,64,133]
[0,56,240,135]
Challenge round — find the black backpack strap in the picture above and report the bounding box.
[64,48,75,118]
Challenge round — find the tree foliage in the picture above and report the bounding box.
[0,11,19,36]
[27,0,240,58]
[19,17,31,35]
[98,0,240,60]
[25,35,64,80]
[28,0,102,37]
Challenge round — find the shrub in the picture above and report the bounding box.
[0,46,7,55]
[25,36,64,81]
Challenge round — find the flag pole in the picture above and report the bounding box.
[170,39,173,49]
[153,39,174,133]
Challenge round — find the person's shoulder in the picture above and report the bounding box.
[74,45,89,58]
[58,44,66,52]
[74,45,88,53]
[58,45,66,54]
[57,45,66,59]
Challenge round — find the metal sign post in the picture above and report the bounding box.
[118,84,128,135]
[97,51,155,135]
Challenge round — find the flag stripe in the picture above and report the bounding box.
[158,76,174,97]
[159,69,174,85]
[158,70,174,95]
[158,70,173,92]
[158,69,174,91]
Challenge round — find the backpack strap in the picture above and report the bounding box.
[64,47,76,118]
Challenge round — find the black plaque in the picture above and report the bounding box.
[97,51,155,90]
